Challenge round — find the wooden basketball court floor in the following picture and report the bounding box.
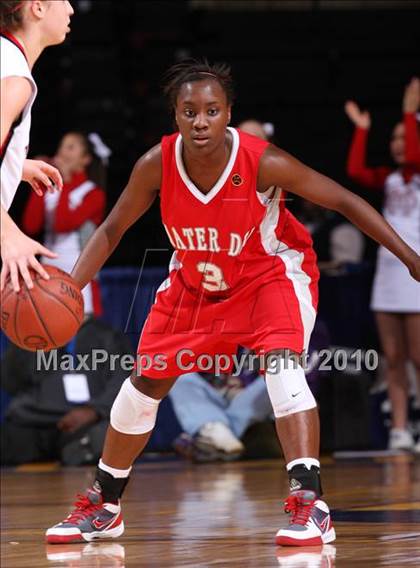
[2,455,420,567]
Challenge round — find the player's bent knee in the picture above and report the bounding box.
[265,360,316,418]
[110,378,160,435]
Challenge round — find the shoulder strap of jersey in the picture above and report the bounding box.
[161,132,178,154]
[0,32,27,61]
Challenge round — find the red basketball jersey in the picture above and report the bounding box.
[160,127,318,303]
[137,128,320,377]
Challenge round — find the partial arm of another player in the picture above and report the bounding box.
[0,77,31,147]
[0,78,61,292]
[1,77,63,193]
[258,146,420,281]
[71,145,162,290]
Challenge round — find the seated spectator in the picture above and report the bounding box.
[1,317,132,466]
[170,368,272,462]
[170,324,330,462]
[21,132,110,315]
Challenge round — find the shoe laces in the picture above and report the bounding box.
[284,492,316,526]
[65,493,102,523]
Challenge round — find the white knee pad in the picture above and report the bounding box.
[110,378,160,435]
[265,359,316,418]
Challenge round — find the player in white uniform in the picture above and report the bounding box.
[0,0,74,292]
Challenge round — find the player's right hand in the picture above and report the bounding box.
[22,159,63,196]
[0,230,58,292]
[344,100,371,129]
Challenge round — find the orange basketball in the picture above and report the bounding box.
[1,265,84,352]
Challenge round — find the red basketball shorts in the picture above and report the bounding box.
[136,254,319,379]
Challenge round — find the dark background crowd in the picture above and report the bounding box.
[9,0,420,266]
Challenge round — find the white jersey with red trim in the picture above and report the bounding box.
[0,34,37,210]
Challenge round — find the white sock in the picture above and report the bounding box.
[98,458,132,478]
[286,457,320,471]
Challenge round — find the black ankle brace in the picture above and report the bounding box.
[94,466,130,503]
[288,464,323,497]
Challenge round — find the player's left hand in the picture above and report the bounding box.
[22,159,63,196]
[57,406,99,433]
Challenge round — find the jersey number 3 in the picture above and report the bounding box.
[197,262,228,292]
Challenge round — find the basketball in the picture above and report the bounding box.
[0,265,84,352]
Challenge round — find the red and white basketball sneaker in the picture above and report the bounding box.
[276,490,335,546]
[46,488,124,544]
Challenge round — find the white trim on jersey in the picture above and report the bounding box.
[154,252,183,300]
[68,180,96,209]
[175,126,240,205]
[259,189,316,350]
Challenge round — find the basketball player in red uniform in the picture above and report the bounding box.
[0,1,74,293]
[47,61,420,546]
